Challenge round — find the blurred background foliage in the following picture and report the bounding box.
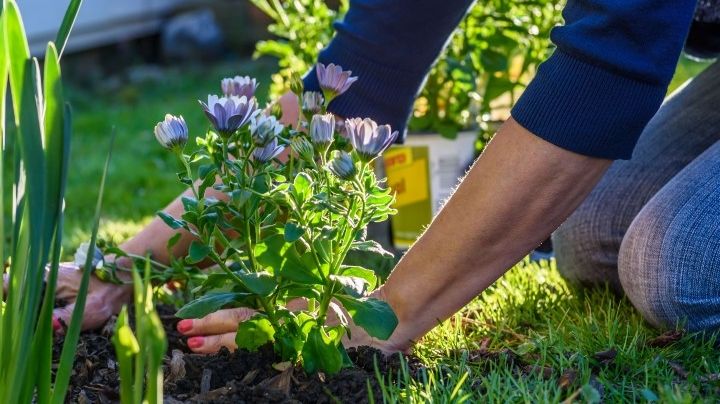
[21,0,706,256]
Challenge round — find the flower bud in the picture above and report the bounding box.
[289,72,304,96]
[328,150,356,180]
[302,92,324,116]
[154,114,188,150]
[250,114,284,146]
[310,113,335,151]
[290,136,315,163]
[74,242,104,270]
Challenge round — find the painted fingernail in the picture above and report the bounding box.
[187,336,204,349]
[177,319,193,333]
[52,316,61,331]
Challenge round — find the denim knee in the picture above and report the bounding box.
[553,199,624,292]
[619,200,720,332]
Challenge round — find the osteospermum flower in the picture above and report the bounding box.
[253,137,285,163]
[200,95,258,137]
[250,114,284,146]
[154,114,188,150]
[74,242,104,270]
[345,118,399,162]
[302,91,324,115]
[221,76,258,98]
[316,63,358,101]
[310,113,335,151]
[328,150,357,180]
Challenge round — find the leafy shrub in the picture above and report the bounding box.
[149,65,398,374]
[250,0,348,96]
[251,0,563,145]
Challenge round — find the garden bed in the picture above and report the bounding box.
[54,306,422,403]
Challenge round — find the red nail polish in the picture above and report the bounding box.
[52,316,61,331]
[187,336,204,349]
[177,319,193,333]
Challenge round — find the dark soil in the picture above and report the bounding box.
[53,305,423,403]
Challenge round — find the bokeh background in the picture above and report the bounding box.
[15,0,709,255]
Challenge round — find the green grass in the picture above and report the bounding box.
[382,259,720,402]
[62,56,718,402]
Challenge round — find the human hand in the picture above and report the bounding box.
[176,294,408,355]
[51,262,132,333]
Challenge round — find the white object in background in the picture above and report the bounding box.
[17,0,195,55]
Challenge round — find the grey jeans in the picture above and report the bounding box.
[553,60,720,332]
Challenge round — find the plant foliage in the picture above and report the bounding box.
[149,68,399,374]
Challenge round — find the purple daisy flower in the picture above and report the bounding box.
[200,95,259,137]
[253,137,285,163]
[221,76,258,99]
[345,118,399,162]
[316,63,358,101]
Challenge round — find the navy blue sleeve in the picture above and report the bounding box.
[304,0,475,140]
[305,0,698,159]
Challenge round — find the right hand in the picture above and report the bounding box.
[52,262,133,333]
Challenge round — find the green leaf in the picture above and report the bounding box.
[292,172,313,203]
[53,130,115,404]
[301,326,343,374]
[284,222,304,242]
[337,297,398,340]
[167,232,182,251]
[157,211,184,229]
[237,271,277,296]
[255,234,322,285]
[344,240,396,281]
[176,292,248,319]
[55,0,83,58]
[181,196,198,211]
[339,265,377,290]
[111,306,138,404]
[235,316,275,351]
[187,240,210,264]
[330,274,369,297]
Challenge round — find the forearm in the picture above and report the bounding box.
[117,186,228,265]
[379,118,611,348]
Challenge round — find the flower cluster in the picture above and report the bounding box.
[150,64,399,375]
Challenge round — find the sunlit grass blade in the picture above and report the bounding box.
[51,129,115,404]
[54,0,82,59]
[5,0,29,124]
[5,57,47,404]
[36,59,71,399]
[113,305,139,404]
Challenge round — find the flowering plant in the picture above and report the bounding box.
[154,64,398,374]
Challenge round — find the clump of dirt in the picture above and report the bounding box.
[53,306,422,403]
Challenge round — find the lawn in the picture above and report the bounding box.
[62,55,719,402]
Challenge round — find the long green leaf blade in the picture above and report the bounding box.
[52,129,115,404]
[54,0,82,59]
[6,57,47,404]
[5,0,29,124]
